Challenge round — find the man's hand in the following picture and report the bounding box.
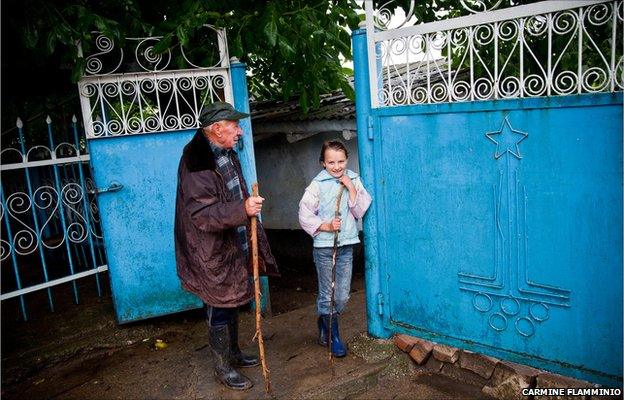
[245,196,264,217]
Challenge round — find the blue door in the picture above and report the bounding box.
[371,94,622,385]
[89,131,203,323]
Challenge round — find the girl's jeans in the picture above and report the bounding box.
[313,244,354,315]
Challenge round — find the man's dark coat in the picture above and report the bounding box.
[174,129,278,307]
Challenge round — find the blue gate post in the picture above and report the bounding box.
[352,25,391,338]
[230,58,271,314]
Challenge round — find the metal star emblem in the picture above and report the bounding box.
[485,117,528,159]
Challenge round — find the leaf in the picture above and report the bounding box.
[176,26,188,46]
[340,79,355,100]
[277,37,295,58]
[71,58,86,83]
[264,20,277,47]
[46,32,57,54]
[23,23,39,48]
[152,33,173,54]
[232,34,243,57]
[206,11,222,19]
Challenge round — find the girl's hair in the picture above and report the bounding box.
[319,140,349,163]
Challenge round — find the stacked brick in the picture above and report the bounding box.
[393,334,612,400]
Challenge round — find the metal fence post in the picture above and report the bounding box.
[71,115,103,297]
[17,119,55,312]
[1,185,28,320]
[230,57,271,315]
[353,24,391,339]
[46,116,80,304]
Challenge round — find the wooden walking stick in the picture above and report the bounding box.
[328,185,346,367]
[250,183,272,393]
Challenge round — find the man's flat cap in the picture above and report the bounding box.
[199,102,249,126]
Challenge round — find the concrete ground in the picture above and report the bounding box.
[1,276,489,400]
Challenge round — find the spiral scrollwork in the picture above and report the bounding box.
[524,74,547,97]
[525,15,548,37]
[582,67,610,92]
[584,2,612,26]
[194,76,209,91]
[106,119,123,136]
[474,24,495,46]
[135,38,172,72]
[127,116,143,133]
[140,78,157,93]
[121,81,138,96]
[552,10,578,34]
[459,0,503,14]
[85,34,123,76]
[157,78,173,92]
[0,203,10,261]
[7,192,37,255]
[474,77,495,100]
[61,184,88,243]
[451,80,471,102]
[163,114,180,131]
[499,76,521,98]
[212,75,226,89]
[430,82,449,103]
[180,114,196,129]
[498,19,520,41]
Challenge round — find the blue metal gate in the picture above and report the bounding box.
[354,0,623,386]
[77,29,261,323]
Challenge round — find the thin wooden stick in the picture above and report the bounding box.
[251,183,271,393]
[328,186,345,369]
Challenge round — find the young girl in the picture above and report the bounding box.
[298,140,372,357]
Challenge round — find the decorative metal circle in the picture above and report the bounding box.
[473,292,493,313]
[489,312,507,331]
[529,302,549,322]
[515,317,535,337]
[500,296,520,316]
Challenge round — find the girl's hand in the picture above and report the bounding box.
[339,174,355,190]
[330,217,341,232]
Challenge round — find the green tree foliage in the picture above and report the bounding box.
[7,0,361,114]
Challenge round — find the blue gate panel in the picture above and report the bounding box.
[371,94,622,385]
[89,131,202,323]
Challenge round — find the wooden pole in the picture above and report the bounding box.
[251,183,271,393]
[328,186,345,368]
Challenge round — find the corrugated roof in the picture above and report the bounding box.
[251,91,354,124]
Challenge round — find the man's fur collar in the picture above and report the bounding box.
[184,128,216,172]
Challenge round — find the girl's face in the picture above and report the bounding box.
[322,148,348,178]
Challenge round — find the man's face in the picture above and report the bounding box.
[214,120,243,149]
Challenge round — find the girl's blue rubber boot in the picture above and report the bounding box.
[320,314,347,357]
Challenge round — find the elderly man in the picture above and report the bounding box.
[174,101,278,391]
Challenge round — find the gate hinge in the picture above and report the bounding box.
[367,116,374,140]
[376,292,384,316]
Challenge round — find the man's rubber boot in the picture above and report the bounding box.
[321,314,347,357]
[208,324,253,390]
[228,311,260,368]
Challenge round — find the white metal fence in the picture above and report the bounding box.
[78,26,233,139]
[365,0,624,107]
[1,116,107,320]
